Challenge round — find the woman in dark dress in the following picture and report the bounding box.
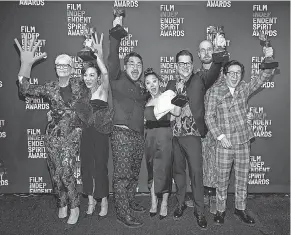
[143,68,181,219]
[78,33,113,218]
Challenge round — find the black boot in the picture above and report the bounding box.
[234,209,255,225]
[214,211,225,224]
[194,210,208,230]
[173,204,187,220]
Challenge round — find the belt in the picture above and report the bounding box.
[145,120,171,129]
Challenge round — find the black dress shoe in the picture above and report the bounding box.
[214,211,226,224]
[173,204,187,219]
[130,202,146,213]
[117,215,144,228]
[194,211,207,229]
[149,212,157,217]
[234,209,255,225]
[159,215,166,220]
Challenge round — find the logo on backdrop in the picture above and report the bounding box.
[249,106,272,138]
[160,56,176,87]
[114,0,139,8]
[206,1,231,8]
[27,129,47,159]
[206,25,231,48]
[0,120,6,139]
[160,4,185,37]
[248,155,271,185]
[29,176,52,193]
[19,0,45,6]
[251,4,277,88]
[0,159,8,186]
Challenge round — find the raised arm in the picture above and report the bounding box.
[201,61,223,90]
[107,18,124,81]
[91,32,109,93]
[202,34,228,90]
[247,47,275,96]
[14,34,48,97]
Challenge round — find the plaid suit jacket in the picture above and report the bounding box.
[205,69,274,145]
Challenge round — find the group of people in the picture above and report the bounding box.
[14,14,275,230]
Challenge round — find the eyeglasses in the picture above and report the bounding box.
[55,64,71,69]
[127,63,142,69]
[227,71,242,77]
[177,62,192,68]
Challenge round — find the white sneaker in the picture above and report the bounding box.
[67,207,80,225]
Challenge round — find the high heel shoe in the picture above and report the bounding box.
[84,199,97,218]
[149,198,158,217]
[159,202,168,220]
[98,198,108,219]
[58,205,68,219]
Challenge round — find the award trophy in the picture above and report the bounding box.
[77,25,97,61]
[110,8,128,39]
[209,26,229,63]
[258,30,279,69]
[171,78,189,107]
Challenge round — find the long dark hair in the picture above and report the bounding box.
[81,61,101,76]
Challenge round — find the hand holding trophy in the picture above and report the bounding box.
[211,26,229,63]
[109,8,128,39]
[77,25,97,61]
[258,30,279,70]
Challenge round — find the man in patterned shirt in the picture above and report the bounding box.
[165,34,227,230]
[205,46,275,225]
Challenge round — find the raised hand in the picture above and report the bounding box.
[91,32,104,59]
[14,34,47,66]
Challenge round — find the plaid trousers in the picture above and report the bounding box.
[216,142,250,212]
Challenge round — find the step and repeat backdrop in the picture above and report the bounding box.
[0,1,289,194]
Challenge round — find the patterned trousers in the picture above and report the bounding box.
[45,130,81,209]
[110,126,145,217]
[216,142,250,212]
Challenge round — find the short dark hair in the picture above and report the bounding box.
[81,61,101,76]
[124,52,143,65]
[223,60,245,78]
[175,50,194,63]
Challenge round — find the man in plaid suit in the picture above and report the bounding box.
[205,46,275,225]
